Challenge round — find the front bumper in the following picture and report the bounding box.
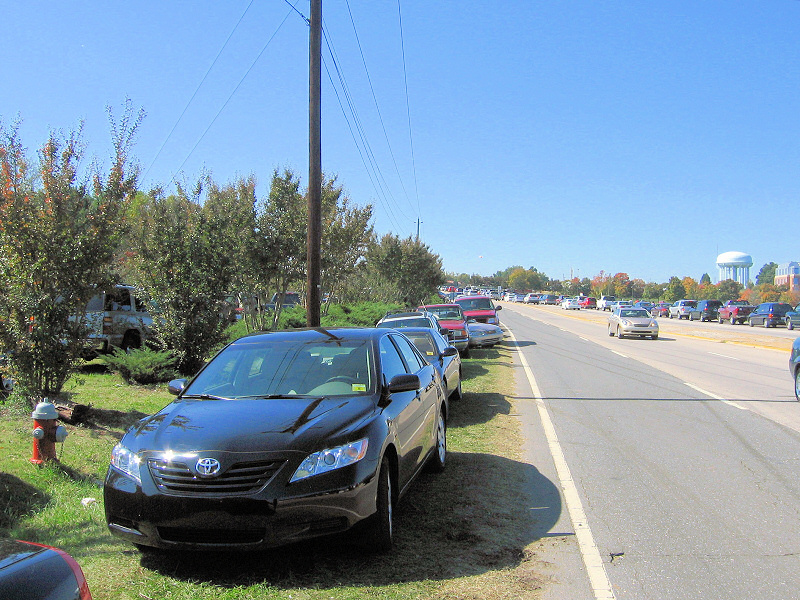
[104,457,380,550]
[619,324,658,337]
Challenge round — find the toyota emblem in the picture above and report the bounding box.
[196,457,221,477]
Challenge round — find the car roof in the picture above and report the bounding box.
[231,327,384,346]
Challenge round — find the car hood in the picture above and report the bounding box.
[437,318,465,328]
[123,396,376,455]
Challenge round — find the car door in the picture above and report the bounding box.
[751,304,765,325]
[378,335,435,489]
[391,334,439,481]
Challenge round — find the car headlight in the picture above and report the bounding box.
[111,443,142,483]
[650,320,658,327]
[621,319,631,326]
[488,317,498,324]
[290,439,369,483]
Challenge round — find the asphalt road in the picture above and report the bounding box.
[501,303,800,600]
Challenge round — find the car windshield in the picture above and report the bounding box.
[184,338,373,398]
[381,317,432,328]
[403,332,438,360]
[620,309,650,318]
[456,298,494,310]
[426,307,463,320]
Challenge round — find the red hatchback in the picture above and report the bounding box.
[578,297,597,309]
[419,303,470,355]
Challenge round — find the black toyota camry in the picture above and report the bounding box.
[104,327,447,552]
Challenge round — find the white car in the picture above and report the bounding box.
[561,297,581,310]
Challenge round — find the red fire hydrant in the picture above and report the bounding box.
[31,400,68,465]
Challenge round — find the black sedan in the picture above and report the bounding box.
[0,538,92,599]
[104,327,448,553]
[400,327,462,401]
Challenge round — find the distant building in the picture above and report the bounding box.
[716,251,752,286]
[775,262,800,291]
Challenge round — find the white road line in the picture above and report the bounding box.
[611,350,627,358]
[579,337,590,342]
[708,352,739,361]
[684,383,748,410]
[508,329,616,600]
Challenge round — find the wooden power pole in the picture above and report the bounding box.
[307,0,322,327]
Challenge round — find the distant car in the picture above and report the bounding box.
[785,304,800,331]
[0,538,92,599]
[748,302,793,328]
[539,294,559,305]
[455,295,502,325]
[634,301,654,312]
[561,297,581,310]
[417,304,470,355]
[607,300,632,312]
[524,293,540,304]
[650,302,671,318]
[688,299,723,322]
[401,327,462,401]
[668,300,697,320]
[598,295,616,311]
[578,297,597,309]
[105,327,448,553]
[790,337,800,400]
[466,321,504,348]
[608,306,659,340]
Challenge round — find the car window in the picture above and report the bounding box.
[393,334,427,372]
[621,309,649,318]
[379,336,408,382]
[405,333,437,358]
[382,317,433,328]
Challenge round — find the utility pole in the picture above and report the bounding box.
[307,0,322,327]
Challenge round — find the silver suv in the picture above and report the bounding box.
[82,285,152,353]
[376,310,446,334]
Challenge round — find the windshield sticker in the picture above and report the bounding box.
[351,384,366,392]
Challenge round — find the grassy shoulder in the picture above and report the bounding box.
[0,343,545,600]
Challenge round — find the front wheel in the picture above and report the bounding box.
[617,326,624,339]
[364,458,393,552]
[789,320,795,331]
[608,325,615,337]
[651,334,658,340]
[749,319,754,327]
[764,320,771,328]
[795,369,800,401]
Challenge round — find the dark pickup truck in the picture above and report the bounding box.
[717,300,754,325]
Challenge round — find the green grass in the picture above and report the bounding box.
[0,344,544,600]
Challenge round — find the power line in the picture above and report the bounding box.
[142,0,256,184]
[167,3,299,188]
[344,0,417,219]
[397,0,421,220]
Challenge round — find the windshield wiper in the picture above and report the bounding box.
[180,393,233,401]
[238,393,314,399]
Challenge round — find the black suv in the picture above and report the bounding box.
[688,300,723,322]
[749,302,793,328]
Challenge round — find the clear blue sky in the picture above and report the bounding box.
[2,2,799,284]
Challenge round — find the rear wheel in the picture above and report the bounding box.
[617,326,624,339]
[789,320,795,331]
[428,411,447,473]
[764,320,771,328]
[608,325,615,337]
[730,315,736,325]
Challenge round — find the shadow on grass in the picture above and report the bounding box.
[137,450,561,589]
[0,473,50,532]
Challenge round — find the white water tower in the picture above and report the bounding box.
[716,251,752,285]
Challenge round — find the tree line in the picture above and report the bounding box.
[0,106,444,402]
[448,262,798,305]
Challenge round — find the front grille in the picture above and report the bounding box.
[158,526,265,545]
[148,458,284,496]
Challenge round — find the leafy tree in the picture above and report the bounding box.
[0,105,141,402]
[643,282,666,300]
[367,234,444,306]
[612,273,632,298]
[716,279,743,302]
[663,277,686,303]
[700,273,711,285]
[756,262,778,286]
[127,177,250,374]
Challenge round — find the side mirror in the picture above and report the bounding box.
[168,379,187,396]
[495,305,502,311]
[387,373,420,393]
[442,347,458,357]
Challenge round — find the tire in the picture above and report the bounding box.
[460,347,470,359]
[617,326,624,339]
[651,334,658,340]
[451,377,462,401]
[764,319,770,328]
[365,458,393,552]
[427,411,447,473]
[120,331,141,352]
[608,325,615,337]
[789,320,795,331]
[749,319,754,327]
[730,315,736,325]
[669,313,673,319]
[795,369,800,401]
[718,315,724,324]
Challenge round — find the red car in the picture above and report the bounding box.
[418,303,470,356]
[454,295,502,325]
[651,302,670,318]
[578,297,597,309]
